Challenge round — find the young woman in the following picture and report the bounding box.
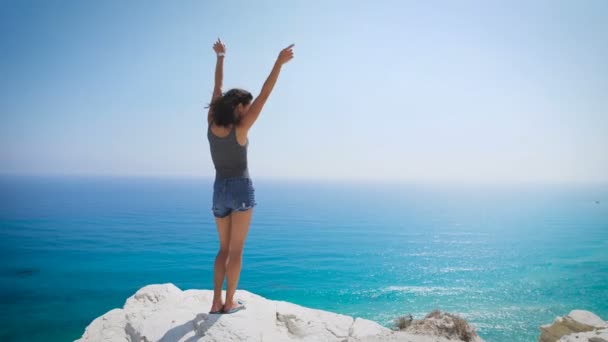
[206,38,294,314]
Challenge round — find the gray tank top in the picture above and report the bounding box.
[207,120,250,180]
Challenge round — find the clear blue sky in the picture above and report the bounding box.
[1,0,606,183]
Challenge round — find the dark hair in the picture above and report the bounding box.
[206,88,253,127]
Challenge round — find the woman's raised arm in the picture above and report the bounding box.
[240,44,295,130]
[208,38,226,124]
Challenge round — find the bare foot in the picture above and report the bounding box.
[222,300,244,312]
[209,300,224,313]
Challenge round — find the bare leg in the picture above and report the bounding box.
[210,214,231,312]
[224,208,253,311]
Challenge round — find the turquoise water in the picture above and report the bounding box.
[1,175,607,341]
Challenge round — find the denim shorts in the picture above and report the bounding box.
[212,177,257,218]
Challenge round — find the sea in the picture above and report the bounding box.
[1,174,607,341]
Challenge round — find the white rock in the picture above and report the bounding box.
[540,310,608,342]
[568,310,608,330]
[350,317,392,339]
[76,283,483,342]
[355,330,476,342]
[558,328,608,342]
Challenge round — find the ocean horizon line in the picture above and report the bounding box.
[1,171,607,188]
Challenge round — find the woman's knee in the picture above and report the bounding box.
[228,248,244,260]
[216,248,229,260]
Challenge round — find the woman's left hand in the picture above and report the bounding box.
[213,38,226,55]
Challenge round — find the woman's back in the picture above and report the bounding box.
[208,121,249,180]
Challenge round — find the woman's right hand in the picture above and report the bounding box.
[276,44,295,65]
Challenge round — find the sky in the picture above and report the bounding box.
[1,0,607,184]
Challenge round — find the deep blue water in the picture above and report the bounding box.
[1,174,607,341]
